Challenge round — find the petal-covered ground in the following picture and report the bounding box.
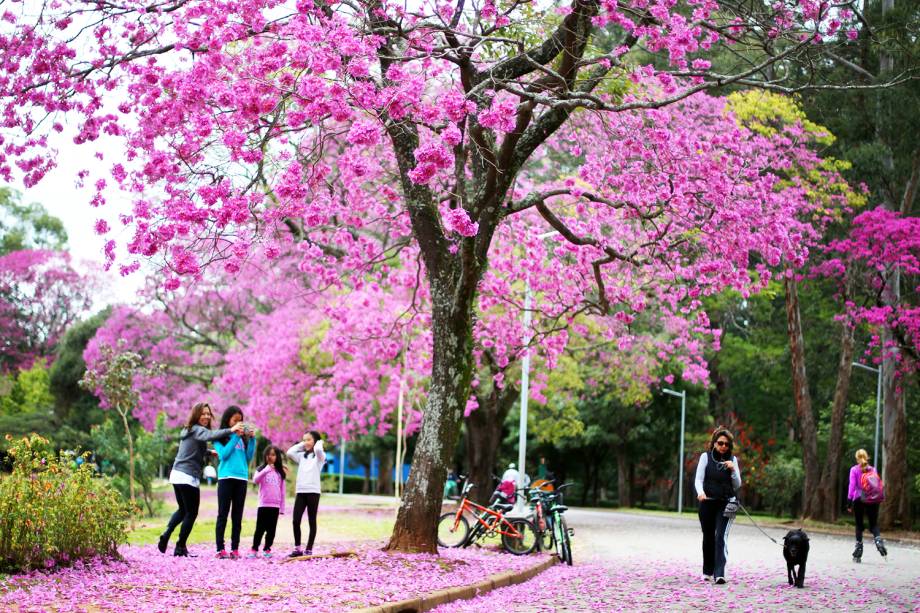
[1,543,547,612]
[433,558,920,612]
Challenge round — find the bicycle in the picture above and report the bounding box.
[437,477,538,555]
[528,482,573,564]
[528,482,555,552]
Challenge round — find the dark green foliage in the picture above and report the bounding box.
[90,413,172,517]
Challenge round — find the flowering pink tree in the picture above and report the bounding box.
[820,209,920,366]
[0,250,94,372]
[0,0,885,552]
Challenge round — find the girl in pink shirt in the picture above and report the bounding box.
[248,446,286,558]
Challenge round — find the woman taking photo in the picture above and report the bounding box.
[694,427,742,585]
[214,405,256,559]
[158,402,243,557]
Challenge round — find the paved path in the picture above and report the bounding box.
[568,507,919,589]
[437,507,920,612]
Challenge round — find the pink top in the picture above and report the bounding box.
[253,465,286,513]
[847,464,872,501]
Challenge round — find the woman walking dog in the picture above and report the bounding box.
[694,427,742,585]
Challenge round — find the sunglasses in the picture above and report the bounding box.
[715,440,730,447]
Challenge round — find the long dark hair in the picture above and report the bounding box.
[306,430,322,458]
[185,402,213,430]
[259,445,286,480]
[218,406,244,443]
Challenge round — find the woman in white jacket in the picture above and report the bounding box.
[286,430,326,556]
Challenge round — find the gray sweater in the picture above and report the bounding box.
[172,425,233,480]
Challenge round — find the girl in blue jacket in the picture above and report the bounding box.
[213,405,256,559]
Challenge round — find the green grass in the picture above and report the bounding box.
[127,519,257,546]
[323,512,396,541]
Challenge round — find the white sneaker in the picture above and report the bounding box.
[702,575,713,582]
[714,577,726,585]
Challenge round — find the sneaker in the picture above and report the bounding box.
[246,549,259,559]
[216,550,230,559]
[714,577,726,585]
[702,575,713,582]
[157,533,169,554]
[263,549,273,559]
[288,549,303,558]
[304,549,312,556]
[229,550,240,560]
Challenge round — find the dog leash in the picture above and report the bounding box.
[736,501,781,546]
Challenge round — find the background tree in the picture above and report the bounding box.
[0,187,67,256]
[80,346,162,508]
[0,250,95,372]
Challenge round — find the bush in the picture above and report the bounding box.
[760,453,804,517]
[0,434,131,573]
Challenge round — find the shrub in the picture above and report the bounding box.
[0,434,131,573]
[760,452,804,517]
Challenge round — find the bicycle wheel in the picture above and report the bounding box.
[437,512,470,548]
[501,518,537,555]
[537,521,556,551]
[463,515,487,548]
[559,516,573,565]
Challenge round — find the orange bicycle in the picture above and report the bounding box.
[437,476,537,555]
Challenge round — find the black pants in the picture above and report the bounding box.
[854,499,881,541]
[292,493,320,550]
[163,484,200,547]
[215,479,247,552]
[252,507,280,551]
[699,499,734,578]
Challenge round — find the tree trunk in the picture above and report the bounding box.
[385,280,475,553]
[464,383,517,506]
[880,356,910,528]
[378,449,393,496]
[118,405,136,508]
[815,319,854,522]
[783,274,821,518]
[616,445,631,507]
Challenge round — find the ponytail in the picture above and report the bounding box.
[855,448,870,472]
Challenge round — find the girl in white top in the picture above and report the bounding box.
[286,430,326,556]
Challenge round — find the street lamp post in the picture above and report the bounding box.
[852,361,883,472]
[516,231,559,503]
[662,387,687,514]
[339,413,347,495]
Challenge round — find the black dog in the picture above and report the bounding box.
[783,529,810,588]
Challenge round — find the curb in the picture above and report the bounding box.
[352,554,559,613]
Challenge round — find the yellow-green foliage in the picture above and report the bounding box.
[0,435,131,572]
[531,354,586,443]
[726,90,867,216]
[727,90,835,145]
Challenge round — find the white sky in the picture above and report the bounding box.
[16,130,145,309]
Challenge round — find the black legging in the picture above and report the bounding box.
[293,493,320,550]
[252,507,280,551]
[163,484,200,547]
[698,498,734,578]
[854,499,881,542]
[215,479,247,552]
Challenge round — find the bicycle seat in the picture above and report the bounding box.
[550,504,568,513]
[494,502,514,512]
